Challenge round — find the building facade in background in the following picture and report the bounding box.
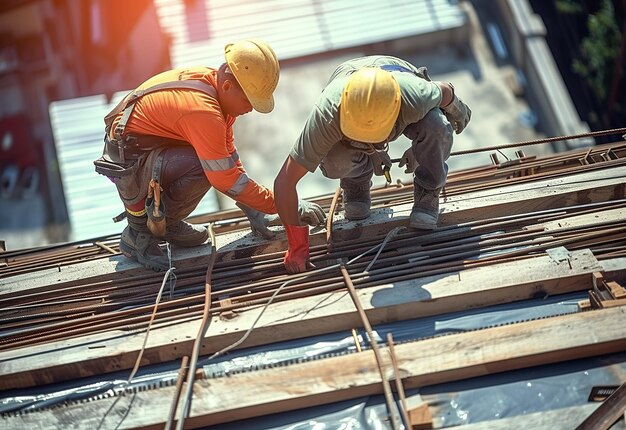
[0,0,170,245]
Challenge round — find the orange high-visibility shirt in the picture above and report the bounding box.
[109,67,276,214]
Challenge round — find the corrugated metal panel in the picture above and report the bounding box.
[153,0,466,68]
[49,94,218,242]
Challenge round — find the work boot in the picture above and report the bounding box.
[119,225,170,271]
[341,179,372,221]
[410,184,442,230]
[164,220,209,247]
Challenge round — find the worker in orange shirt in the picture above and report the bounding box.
[95,39,325,270]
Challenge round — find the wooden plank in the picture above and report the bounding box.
[541,208,626,232]
[607,281,626,298]
[409,403,433,429]
[0,249,604,390]
[601,257,626,280]
[7,306,626,429]
[331,165,626,242]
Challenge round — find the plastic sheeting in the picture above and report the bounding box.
[420,352,626,427]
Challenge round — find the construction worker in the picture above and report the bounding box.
[94,39,325,271]
[274,55,471,273]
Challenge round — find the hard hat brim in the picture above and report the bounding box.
[340,115,394,144]
[249,94,274,114]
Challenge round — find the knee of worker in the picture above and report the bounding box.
[320,160,373,180]
[164,173,211,204]
[319,160,344,179]
[408,110,454,165]
[410,111,452,191]
[115,173,147,205]
[161,176,210,222]
[160,147,205,184]
[415,163,448,190]
[423,109,453,151]
[160,148,210,200]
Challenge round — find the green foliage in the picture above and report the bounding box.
[571,0,621,101]
[555,0,583,14]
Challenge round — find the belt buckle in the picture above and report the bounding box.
[121,135,140,162]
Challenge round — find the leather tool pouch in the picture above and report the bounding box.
[94,134,145,179]
[93,156,136,178]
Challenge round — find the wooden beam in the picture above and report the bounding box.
[0,249,605,390]
[8,306,626,429]
[409,403,433,429]
[330,165,626,242]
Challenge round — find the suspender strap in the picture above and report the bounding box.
[105,80,219,140]
[378,64,416,74]
[379,64,432,81]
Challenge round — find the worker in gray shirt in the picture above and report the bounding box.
[274,55,471,273]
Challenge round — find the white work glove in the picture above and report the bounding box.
[236,202,280,239]
[397,147,419,174]
[441,84,471,134]
[298,199,326,226]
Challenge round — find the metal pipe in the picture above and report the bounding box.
[341,264,400,430]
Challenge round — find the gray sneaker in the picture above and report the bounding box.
[164,220,208,247]
[410,185,442,230]
[342,180,372,221]
[120,226,170,271]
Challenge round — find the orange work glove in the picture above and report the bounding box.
[283,224,312,274]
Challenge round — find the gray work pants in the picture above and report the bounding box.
[319,108,454,190]
[115,146,210,223]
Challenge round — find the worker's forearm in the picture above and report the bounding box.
[437,82,454,107]
[274,156,310,226]
[274,178,301,226]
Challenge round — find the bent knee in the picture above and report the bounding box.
[422,110,453,143]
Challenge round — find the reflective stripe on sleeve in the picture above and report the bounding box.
[225,173,249,197]
[200,151,240,171]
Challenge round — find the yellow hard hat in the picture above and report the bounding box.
[340,67,401,143]
[224,39,280,113]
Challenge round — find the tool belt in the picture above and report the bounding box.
[94,133,191,179]
[94,79,218,179]
[94,135,140,178]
